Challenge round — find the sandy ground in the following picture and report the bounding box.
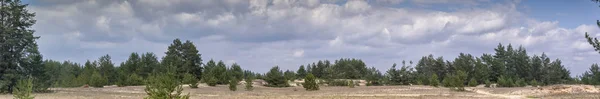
[0,84,598,99]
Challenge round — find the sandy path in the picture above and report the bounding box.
[466,88,525,99]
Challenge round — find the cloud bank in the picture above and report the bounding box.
[30,0,600,75]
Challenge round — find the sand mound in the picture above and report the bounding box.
[510,85,599,95]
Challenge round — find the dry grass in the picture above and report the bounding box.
[0,84,597,99]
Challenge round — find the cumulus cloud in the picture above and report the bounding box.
[30,0,599,74]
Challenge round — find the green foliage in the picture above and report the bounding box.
[13,77,34,99]
[162,39,203,82]
[182,74,198,88]
[348,80,355,88]
[205,76,218,87]
[515,78,526,87]
[245,78,253,91]
[45,60,83,88]
[585,32,600,54]
[303,74,319,91]
[429,74,440,87]
[468,78,478,87]
[296,65,307,79]
[497,75,514,87]
[229,78,238,91]
[284,70,296,81]
[230,63,244,81]
[386,62,416,85]
[0,0,41,93]
[128,74,144,86]
[443,72,465,91]
[264,66,289,87]
[484,80,491,88]
[581,64,600,85]
[442,75,452,87]
[144,67,189,99]
[117,72,144,87]
[98,55,117,85]
[365,67,383,86]
[215,61,229,84]
[89,71,107,88]
[415,55,446,85]
[529,80,539,87]
[329,58,368,79]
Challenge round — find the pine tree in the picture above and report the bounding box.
[348,80,355,88]
[302,73,319,91]
[468,78,478,87]
[202,59,216,84]
[484,80,491,88]
[245,78,253,91]
[429,74,440,87]
[162,39,203,81]
[144,66,189,99]
[140,52,160,78]
[183,73,198,88]
[0,0,42,93]
[215,61,228,84]
[127,74,144,86]
[386,63,401,85]
[229,78,238,91]
[581,64,600,85]
[589,0,600,53]
[284,70,296,81]
[98,55,117,85]
[365,67,383,86]
[530,80,539,87]
[296,65,307,79]
[586,32,600,53]
[13,77,34,99]
[89,71,107,88]
[205,75,217,87]
[230,63,243,81]
[265,66,289,87]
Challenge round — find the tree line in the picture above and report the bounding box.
[262,44,579,90]
[3,0,600,97]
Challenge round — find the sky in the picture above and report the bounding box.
[25,0,600,76]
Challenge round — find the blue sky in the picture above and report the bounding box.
[521,0,600,28]
[26,0,600,76]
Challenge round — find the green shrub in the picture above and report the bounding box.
[264,66,290,87]
[515,78,526,87]
[89,71,107,88]
[13,77,34,99]
[468,78,478,87]
[183,74,198,88]
[484,80,491,88]
[127,74,144,86]
[497,75,515,87]
[443,72,465,91]
[429,74,440,87]
[530,80,539,87]
[348,80,355,88]
[205,76,218,87]
[144,72,189,99]
[442,76,452,87]
[245,78,253,91]
[302,74,319,91]
[416,80,423,85]
[229,78,238,91]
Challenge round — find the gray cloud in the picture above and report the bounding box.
[30,0,600,75]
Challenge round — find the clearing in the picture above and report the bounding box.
[0,84,598,99]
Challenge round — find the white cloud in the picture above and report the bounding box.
[293,50,305,57]
[29,0,600,75]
